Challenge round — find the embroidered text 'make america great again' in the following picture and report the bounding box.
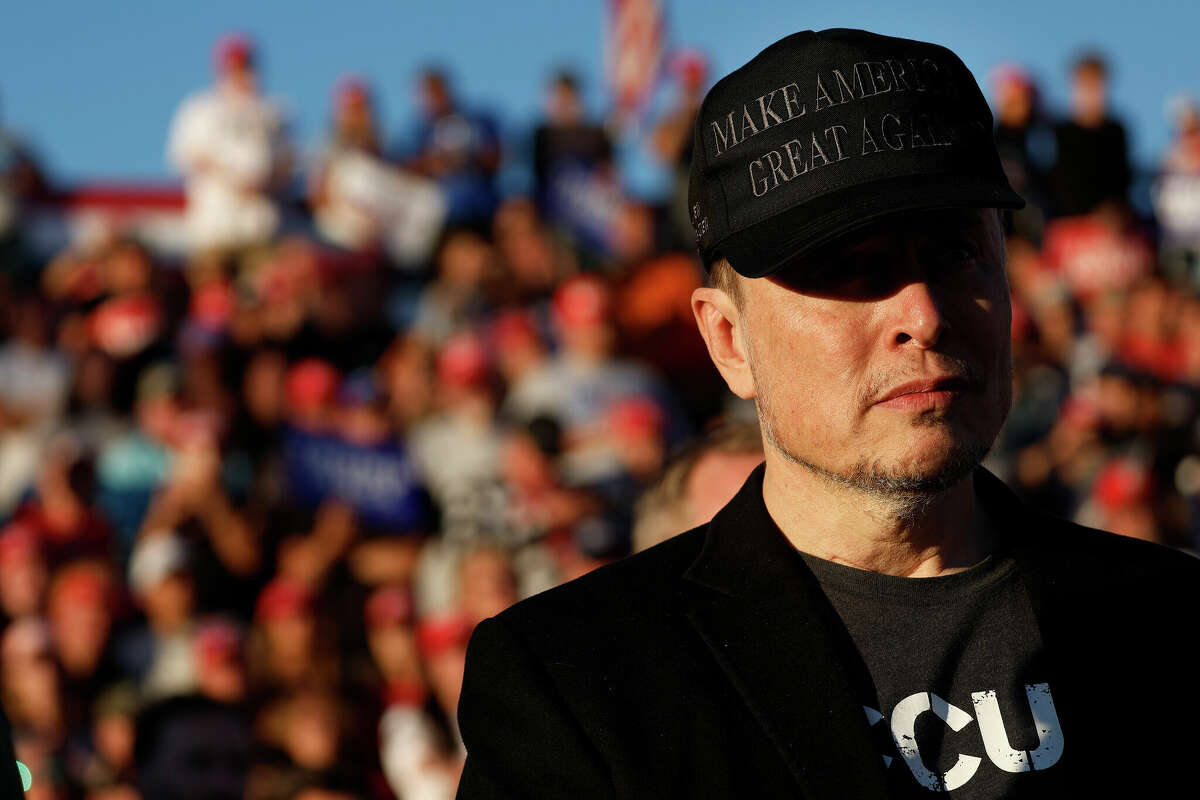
[707,57,948,159]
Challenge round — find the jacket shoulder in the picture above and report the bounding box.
[491,525,707,650]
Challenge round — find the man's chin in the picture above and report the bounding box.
[856,438,991,498]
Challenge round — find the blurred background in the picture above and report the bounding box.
[1,1,1199,798]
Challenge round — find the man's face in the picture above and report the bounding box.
[735,207,1012,498]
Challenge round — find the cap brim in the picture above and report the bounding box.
[718,174,1026,279]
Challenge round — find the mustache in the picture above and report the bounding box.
[857,355,984,407]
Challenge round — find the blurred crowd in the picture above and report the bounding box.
[0,30,1198,800]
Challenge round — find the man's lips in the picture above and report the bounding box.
[874,375,971,409]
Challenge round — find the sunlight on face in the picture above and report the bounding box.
[739,208,1011,501]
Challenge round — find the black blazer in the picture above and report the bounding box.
[457,463,1200,798]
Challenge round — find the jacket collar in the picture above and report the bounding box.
[682,461,891,799]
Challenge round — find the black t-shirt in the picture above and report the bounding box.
[798,545,1065,797]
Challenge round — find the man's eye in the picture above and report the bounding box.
[927,242,979,270]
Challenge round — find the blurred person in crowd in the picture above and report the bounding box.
[247,575,337,696]
[499,416,599,539]
[411,228,496,347]
[1040,200,1154,301]
[415,613,471,756]
[284,357,340,434]
[70,682,138,797]
[531,70,613,208]
[1118,276,1188,382]
[363,585,423,696]
[1049,51,1132,217]
[2,618,65,744]
[82,240,168,371]
[454,546,517,627]
[166,32,293,255]
[490,196,578,304]
[649,49,710,246]
[608,198,726,427]
[0,91,47,280]
[367,585,459,800]
[230,237,323,357]
[487,308,548,389]
[457,29,1200,797]
[193,617,248,705]
[135,418,261,613]
[404,67,501,227]
[61,348,124,460]
[632,419,764,552]
[135,693,250,800]
[503,273,684,495]
[1074,455,1160,543]
[1154,94,1200,289]
[379,333,434,432]
[93,364,183,546]
[408,331,502,518]
[248,687,352,798]
[229,346,288,492]
[274,501,360,593]
[310,75,385,252]
[310,75,449,268]
[0,523,48,623]
[3,618,68,797]
[45,560,119,728]
[10,440,113,567]
[989,63,1050,241]
[0,292,72,516]
[119,532,198,700]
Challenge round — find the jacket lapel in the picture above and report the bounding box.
[682,462,890,800]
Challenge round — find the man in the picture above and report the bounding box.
[456,29,1200,798]
[1048,52,1131,218]
[406,68,501,228]
[166,33,293,255]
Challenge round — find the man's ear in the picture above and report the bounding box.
[691,287,756,400]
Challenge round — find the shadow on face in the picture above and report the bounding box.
[763,207,1005,302]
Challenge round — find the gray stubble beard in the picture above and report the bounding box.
[745,332,996,526]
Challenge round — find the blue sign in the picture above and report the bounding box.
[283,429,429,532]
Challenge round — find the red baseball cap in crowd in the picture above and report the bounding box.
[255,577,314,623]
[552,275,611,329]
[214,32,255,74]
[670,49,709,90]
[608,395,665,439]
[50,562,112,610]
[415,613,474,658]
[335,74,371,110]
[436,332,490,389]
[1093,458,1152,511]
[0,523,40,567]
[489,309,541,352]
[286,359,341,415]
[364,585,415,630]
[195,618,245,666]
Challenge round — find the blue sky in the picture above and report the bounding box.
[2,0,1197,193]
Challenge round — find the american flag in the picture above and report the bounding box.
[606,0,665,119]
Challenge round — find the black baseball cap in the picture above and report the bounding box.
[688,28,1024,278]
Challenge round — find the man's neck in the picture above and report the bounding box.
[761,453,993,578]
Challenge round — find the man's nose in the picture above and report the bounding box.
[887,278,948,349]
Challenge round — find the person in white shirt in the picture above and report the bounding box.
[166,33,293,254]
